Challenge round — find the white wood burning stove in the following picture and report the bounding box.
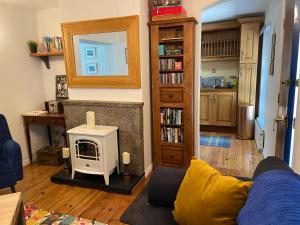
[67,125,119,185]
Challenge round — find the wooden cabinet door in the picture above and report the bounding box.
[200,92,213,125]
[238,63,258,106]
[240,23,260,64]
[213,92,237,127]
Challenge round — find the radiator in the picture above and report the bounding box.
[255,119,265,153]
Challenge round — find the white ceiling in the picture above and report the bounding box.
[0,0,59,10]
[202,0,270,23]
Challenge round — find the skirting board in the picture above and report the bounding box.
[144,163,153,178]
[23,154,37,167]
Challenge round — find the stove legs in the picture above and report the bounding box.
[104,173,109,185]
[116,162,120,175]
[71,170,75,179]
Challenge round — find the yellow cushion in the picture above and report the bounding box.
[173,160,252,225]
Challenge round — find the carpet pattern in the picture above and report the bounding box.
[25,205,107,225]
[200,135,231,148]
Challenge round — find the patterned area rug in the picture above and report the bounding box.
[200,135,231,148]
[25,205,107,225]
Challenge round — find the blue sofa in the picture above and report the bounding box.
[0,114,23,192]
[121,157,298,225]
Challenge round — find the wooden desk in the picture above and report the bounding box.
[0,192,25,225]
[23,113,66,163]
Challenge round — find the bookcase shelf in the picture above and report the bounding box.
[149,17,197,169]
[159,39,183,44]
[160,69,184,73]
[159,54,184,58]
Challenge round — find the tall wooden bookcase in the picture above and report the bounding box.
[149,18,197,169]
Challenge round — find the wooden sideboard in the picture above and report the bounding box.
[23,113,66,163]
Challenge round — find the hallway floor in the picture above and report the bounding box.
[200,131,264,178]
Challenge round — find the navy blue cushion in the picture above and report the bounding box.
[237,170,300,225]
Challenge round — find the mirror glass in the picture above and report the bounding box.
[73,31,128,76]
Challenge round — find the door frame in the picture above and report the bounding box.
[275,0,295,160]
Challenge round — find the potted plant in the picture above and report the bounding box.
[27,40,38,53]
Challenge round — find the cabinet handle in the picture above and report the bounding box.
[209,94,213,101]
[169,155,175,159]
[214,96,217,101]
[240,50,244,61]
[168,94,174,98]
[86,164,90,167]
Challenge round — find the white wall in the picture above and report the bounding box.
[36,0,220,174]
[0,3,48,165]
[262,0,285,157]
[36,0,154,176]
[201,61,239,80]
[36,8,65,101]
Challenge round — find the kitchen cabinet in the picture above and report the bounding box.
[238,63,258,105]
[200,90,237,127]
[238,20,261,107]
[240,22,260,64]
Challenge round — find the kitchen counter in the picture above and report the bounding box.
[200,87,238,92]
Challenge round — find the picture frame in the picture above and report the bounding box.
[87,63,98,74]
[269,32,276,75]
[85,47,96,59]
[56,75,69,100]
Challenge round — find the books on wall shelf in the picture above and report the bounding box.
[160,108,183,125]
[160,73,184,85]
[37,36,64,53]
[161,127,184,144]
[160,58,183,70]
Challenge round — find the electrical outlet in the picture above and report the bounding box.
[212,69,216,73]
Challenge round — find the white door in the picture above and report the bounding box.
[262,0,294,158]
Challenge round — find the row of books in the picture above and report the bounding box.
[39,36,63,53]
[159,45,183,55]
[160,59,183,70]
[161,108,183,125]
[160,73,184,84]
[161,127,184,143]
[153,0,181,7]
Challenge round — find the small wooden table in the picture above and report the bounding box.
[0,192,25,225]
[23,113,67,163]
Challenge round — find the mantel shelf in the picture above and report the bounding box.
[29,51,64,69]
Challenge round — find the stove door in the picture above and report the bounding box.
[74,139,103,173]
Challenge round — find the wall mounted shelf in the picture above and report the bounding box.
[30,51,64,69]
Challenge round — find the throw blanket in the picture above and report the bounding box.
[237,169,300,225]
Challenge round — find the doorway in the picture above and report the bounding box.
[198,0,300,177]
[198,0,278,177]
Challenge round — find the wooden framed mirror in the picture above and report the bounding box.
[61,15,141,88]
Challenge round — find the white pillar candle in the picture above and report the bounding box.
[62,147,70,159]
[123,152,130,165]
[86,111,95,128]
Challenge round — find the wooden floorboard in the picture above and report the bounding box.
[0,131,263,224]
[0,164,148,225]
[200,131,263,178]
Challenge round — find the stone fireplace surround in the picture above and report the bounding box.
[63,100,144,176]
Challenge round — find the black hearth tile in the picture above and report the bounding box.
[50,170,144,195]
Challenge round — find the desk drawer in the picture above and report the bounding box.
[161,145,183,165]
[24,116,65,126]
[160,88,183,103]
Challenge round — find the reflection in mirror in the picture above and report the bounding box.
[73,32,128,76]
